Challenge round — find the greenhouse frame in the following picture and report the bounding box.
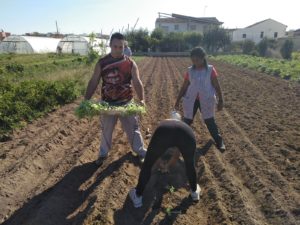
[0,35,61,54]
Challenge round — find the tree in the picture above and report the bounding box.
[86,32,99,64]
[280,40,294,60]
[159,32,187,52]
[242,40,255,54]
[151,28,164,40]
[203,27,231,53]
[150,28,165,51]
[257,38,268,57]
[184,32,203,49]
[125,29,150,52]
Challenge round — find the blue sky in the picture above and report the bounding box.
[1,0,299,35]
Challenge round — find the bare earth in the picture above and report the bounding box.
[0,57,299,225]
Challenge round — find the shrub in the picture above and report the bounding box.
[280,40,294,60]
[5,63,24,73]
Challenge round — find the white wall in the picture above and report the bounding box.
[155,21,217,34]
[232,19,287,43]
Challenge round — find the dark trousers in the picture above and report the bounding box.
[135,121,197,196]
[183,99,223,145]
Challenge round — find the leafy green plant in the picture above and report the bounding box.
[75,100,146,119]
[212,54,300,81]
[0,79,82,136]
[5,63,24,73]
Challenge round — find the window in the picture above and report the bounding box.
[260,31,264,38]
[190,25,196,30]
[174,24,179,30]
[274,32,278,38]
[242,34,247,38]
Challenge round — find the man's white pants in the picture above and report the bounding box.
[99,114,147,158]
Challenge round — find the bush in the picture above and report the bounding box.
[292,52,300,60]
[5,63,24,73]
[242,40,256,55]
[257,38,269,57]
[280,40,294,60]
[250,50,259,56]
[85,48,99,64]
[0,79,82,135]
[203,27,231,53]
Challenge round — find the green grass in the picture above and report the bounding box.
[0,53,89,82]
[211,54,300,81]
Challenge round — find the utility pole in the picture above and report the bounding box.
[203,5,208,17]
[132,18,139,31]
[56,21,59,34]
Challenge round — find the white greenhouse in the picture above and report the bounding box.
[57,35,110,55]
[0,35,61,54]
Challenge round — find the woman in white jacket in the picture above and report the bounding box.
[175,47,226,151]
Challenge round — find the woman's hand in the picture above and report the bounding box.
[174,101,180,111]
[217,100,224,111]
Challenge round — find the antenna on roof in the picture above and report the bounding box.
[203,5,208,17]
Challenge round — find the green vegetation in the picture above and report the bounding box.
[280,40,294,60]
[75,100,146,119]
[0,78,83,134]
[0,53,88,82]
[0,52,146,139]
[0,53,96,139]
[212,54,300,81]
[125,27,230,53]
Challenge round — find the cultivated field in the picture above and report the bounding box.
[0,57,299,225]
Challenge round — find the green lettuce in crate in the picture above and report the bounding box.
[75,100,146,119]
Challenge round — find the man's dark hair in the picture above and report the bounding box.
[110,32,125,45]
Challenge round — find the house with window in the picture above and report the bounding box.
[155,13,223,34]
[231,19,287,43]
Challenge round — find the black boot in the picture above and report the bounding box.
[204,117,226,151]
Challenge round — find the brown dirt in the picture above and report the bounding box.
[0,57,299,225]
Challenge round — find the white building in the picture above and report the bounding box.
[0,35,61,54]
[231,19,287,43]
[155,13,223,34]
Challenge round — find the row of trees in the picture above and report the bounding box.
[230,38,294,59]
[124,27,231,53]
[124,28,294,59]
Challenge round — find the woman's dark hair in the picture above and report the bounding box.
[191,47,208,69]
[110,32,125,45]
